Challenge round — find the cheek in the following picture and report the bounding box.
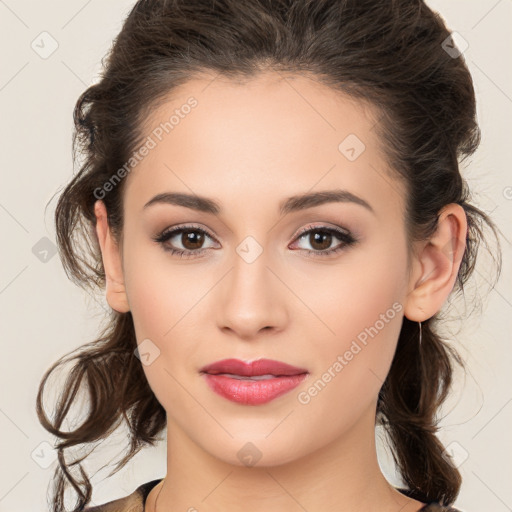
[309,241,405,337]
[122,239,196,337]
[303,242,407,402]
[121,241,210,395]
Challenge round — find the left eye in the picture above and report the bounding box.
[153,224,357,258]
[290,226,356,256]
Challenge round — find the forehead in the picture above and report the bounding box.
[140,71,380,151]
[123,71,406,220]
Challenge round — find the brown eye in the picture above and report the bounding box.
[308,230,334,251]
[181,229,205,250]
[291,225,357,258]
[153,225,218,258]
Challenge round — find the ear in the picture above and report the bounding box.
[404,203,467,322]
[94,200,130,313]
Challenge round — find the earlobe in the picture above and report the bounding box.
[404,204,467,322]
[94,200,130,313]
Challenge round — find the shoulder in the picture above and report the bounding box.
[396,488,462,512]
[83,494,140,512]
[420,502,462,511]
[83,479,163,512]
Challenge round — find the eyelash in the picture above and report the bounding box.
[152,223,357,259]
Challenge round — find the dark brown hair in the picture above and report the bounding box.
[37,0,503,510]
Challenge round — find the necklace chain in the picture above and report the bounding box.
[153,480,164,512]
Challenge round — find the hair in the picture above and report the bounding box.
[37,0,504,511]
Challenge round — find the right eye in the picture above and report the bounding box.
[153,224,219,258]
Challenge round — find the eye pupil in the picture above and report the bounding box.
[183,230,204,249]
[311,231,332,250]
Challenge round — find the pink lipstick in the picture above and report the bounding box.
[200,358,309,405]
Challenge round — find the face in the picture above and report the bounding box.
[102,72,414,467]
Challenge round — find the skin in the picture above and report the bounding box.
[94,71,467,512]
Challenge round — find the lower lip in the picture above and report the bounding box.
[202,373,308,405]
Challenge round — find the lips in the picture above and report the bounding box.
[200,358,309,405]
[200,358,308,378]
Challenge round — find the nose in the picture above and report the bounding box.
[215,244,288,341]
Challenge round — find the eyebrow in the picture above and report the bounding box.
[143,189,375,216]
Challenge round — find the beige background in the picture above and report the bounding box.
[0,1,510,511]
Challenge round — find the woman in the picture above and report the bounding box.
[36,0,503,511]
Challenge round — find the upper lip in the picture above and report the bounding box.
[200,358,308,377]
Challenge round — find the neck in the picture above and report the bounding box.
[149,403,423,512]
